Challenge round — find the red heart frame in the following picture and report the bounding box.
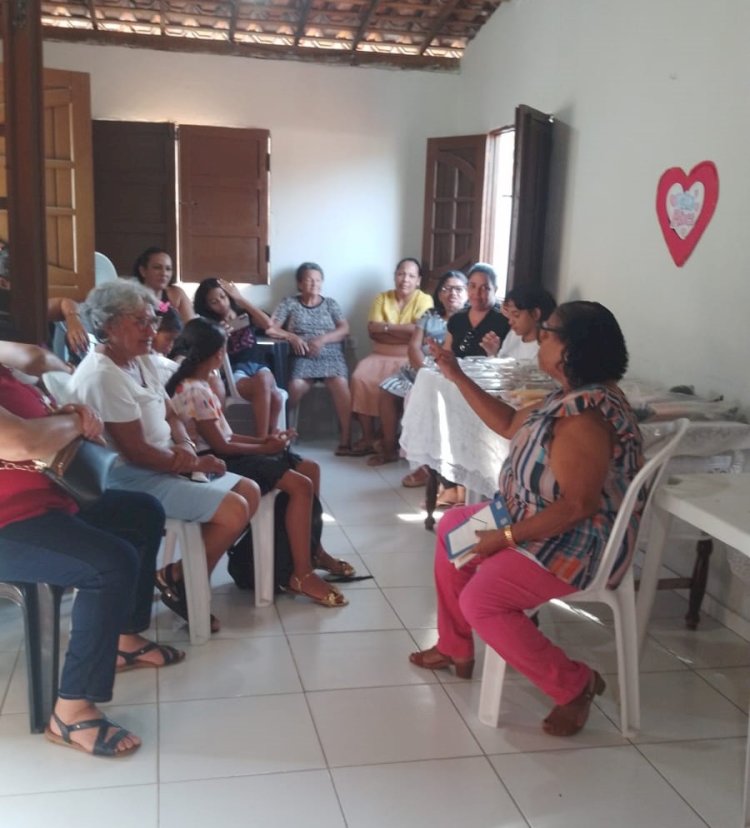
[655,161,719,267]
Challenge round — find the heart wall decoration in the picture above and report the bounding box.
[655,161,719,267]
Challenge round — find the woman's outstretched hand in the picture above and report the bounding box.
[426,339,464,384]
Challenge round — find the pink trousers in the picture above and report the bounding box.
[434,503,592,706]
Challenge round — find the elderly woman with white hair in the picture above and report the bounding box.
[69,280,260,634]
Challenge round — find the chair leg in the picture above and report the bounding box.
[611,576,640,737]
[478,645,508,727]
[251,492,278,608]
[20,583,63,733]
[164,520,211,646]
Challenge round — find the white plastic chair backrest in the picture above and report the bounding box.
[222,351,241,401]
[588,417,689,592]
[94,252,118,285]
[41,371,76,406]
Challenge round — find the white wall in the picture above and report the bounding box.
[459,0,750,626]
[43,42,463,352]
[460,0,750,409]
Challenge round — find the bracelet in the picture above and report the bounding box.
[502,525,515,547]
[178,438,197,450]
[383,324,390,333]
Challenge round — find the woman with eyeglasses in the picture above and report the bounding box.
[367,271,468,470]
[443,264,509,358]
[410,302,643,738]
[69,280,260,635]
[347,257,433,456]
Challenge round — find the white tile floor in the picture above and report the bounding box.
[1,440,748,827]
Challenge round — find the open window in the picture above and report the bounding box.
[422,105,554,295]
[92,121,270,284]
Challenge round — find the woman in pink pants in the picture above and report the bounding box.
[410,301,644,737]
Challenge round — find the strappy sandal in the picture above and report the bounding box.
[155,564,221,634]
[334,444,353,456]
[366,452,399,466]
[409,646,474,679]
[312,551,356,579]
[116,641,185,672]
[542,670,606,737]
[285,572,348,607]
[45,712,140,758]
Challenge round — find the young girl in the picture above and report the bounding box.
[193,277,282,437]
[166,317,354,607]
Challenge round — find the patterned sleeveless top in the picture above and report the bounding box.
[498,383,644,589]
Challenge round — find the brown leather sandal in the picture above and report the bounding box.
[542,671,606,737]
[409,645,474,679]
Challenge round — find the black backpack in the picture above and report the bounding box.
[227,491,323,592]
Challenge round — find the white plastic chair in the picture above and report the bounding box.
[222,351,287,435]
[160,492,279,643]
[94,251,118,284]
[477,417,689,738]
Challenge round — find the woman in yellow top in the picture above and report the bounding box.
[347,258,433,455]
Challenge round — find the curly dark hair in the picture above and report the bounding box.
[193,277,239,321]
[504,284,557,321]
[554,301,629,387]
[165,317,226,398]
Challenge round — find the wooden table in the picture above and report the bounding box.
[636,474,750,827]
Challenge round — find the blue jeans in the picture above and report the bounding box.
[0,490,165,703]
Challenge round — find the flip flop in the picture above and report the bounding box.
[402,466,429,488]
[348,442,375,457]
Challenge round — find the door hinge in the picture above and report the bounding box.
[266,153,270,173]
[265,245,270,263]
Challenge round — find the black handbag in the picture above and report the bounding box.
[41,437,118,506]
[0,436,117,507]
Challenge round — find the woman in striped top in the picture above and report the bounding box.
[410,301,643,737]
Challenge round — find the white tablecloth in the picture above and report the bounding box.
[400,367,750,498]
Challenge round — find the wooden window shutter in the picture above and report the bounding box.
[506,105,553,290]
[93,120,176,276]
[178,125,270,284]
[43,68,95,301]
[421,134,488,290]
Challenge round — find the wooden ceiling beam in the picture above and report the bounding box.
[293,0,314,46]
[42,26,460,70]
[351,0,379,52]
[86,0,99,30]
[418,0,461,54]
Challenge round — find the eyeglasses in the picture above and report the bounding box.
[127,314,162,331]
[537,321,564,334]
[440,285,466,294]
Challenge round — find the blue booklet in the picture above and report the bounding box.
[445,495,513,569]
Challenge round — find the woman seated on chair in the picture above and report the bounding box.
[194,277,283,438]
[409,301,644,737]
[0,340,181,758]
[348,257,433,456]
[265,262,353,454]
[133,247,194,324]
[69,280,260,634]
[443,263,509,358]
[367,270,468,469]
[496,284,557,361]
[167,318,353,606]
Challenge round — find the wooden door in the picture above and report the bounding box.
[43,68,94,300]
[178,125,270,284]
[421,134,488,289]
[93,120,177,276]
[506,105,553,290]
